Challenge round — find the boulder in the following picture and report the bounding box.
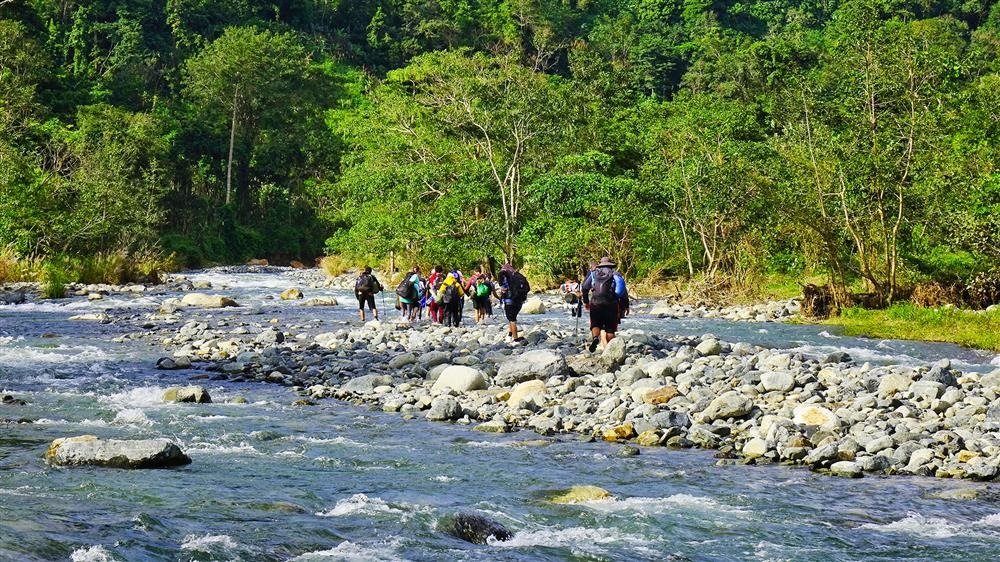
[742,438,769,459]
[823,351,852,364]
[342,374,393,394]
[389,353,418,369]
[156,357,178,370]
[641,386,679,405]
[426,396,462,421]
[521,297,546,314]
[761,371,795,393]
[601,337,627,370]
[419,351,452,368]
[828,461,862,478]
[643,359,675,379]
[649,411,691,430]
[180,293,239,308]
[793,404,837,429]
[495,350,567,387]
[163,386,212,404]
[877,373,912,397]
[549,485,612,504]
[700,391,752,422]
[68,313,111,323]
[444,513,513,544]
[506,380,547,407]
[255,329,284,346]
[2,394,27,406]
[280,288,303,300]
[44,436,191,469]
[695,339,722,356]
[302,297,338,306]
[432,366,487,393]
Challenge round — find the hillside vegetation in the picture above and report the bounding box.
[1,1,998,303]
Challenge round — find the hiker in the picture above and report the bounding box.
[427,266,445,323]
[466,266,494,324]
[581,256,627,352]
[560,277,581,317]
[497,263,530,342]
[354,266,383,322]
[437,269,465,327]
[395,266,423,321]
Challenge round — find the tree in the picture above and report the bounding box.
[183,26,312,210]
[385,50,573,261]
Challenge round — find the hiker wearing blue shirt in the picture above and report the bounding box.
[581,256,627,352]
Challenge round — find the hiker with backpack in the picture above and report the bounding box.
[497,263,530,342]
[395,266,423,321]
[426,266,444,323]
[560,277,581,317]
[581,256,627,352]
[436,269,465,327]
[354,266,383,322]
[466,266,495,324]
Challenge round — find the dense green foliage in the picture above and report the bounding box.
[1,1,998,301]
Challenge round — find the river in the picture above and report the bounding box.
[2,269,999,561]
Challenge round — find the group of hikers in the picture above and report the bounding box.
[352,257,629,351]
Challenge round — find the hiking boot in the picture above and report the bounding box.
[588,337,600,352]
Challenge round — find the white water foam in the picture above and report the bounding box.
[490,526,652,553]
[288,540,404,562]
[581,494,749,516]
[100,386,172,409]
[316,494,402,517]
[860,511,1000,539]
[817,331,840,339]
[185,442,262,456]
[431,475,459,482]
[289,435,372,448]
[69,545,113,562]
[180,533,239,551]
[113,408,154,426]
[0,344,116,369]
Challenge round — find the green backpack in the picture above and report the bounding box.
[475,281,490,298]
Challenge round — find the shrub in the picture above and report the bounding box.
[966,268,1000,309]
[911,282,964,308]
[40,262,70,299]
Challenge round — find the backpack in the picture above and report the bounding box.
[355,274,376,295]
[506,272,530,303]
[396,277,415,300]
[614,273,627,298]
[590,268,617,305]
[475,281,490,298]
[443,283,459,304]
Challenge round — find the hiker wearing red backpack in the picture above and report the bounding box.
[581,256,627,352]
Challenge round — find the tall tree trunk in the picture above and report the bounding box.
[225,87,238,206]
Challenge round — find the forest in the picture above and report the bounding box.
[1,0,998,308]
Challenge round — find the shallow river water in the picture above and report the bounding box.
[2,270,1000,561]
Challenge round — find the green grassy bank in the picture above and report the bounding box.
[824,303,1000,352]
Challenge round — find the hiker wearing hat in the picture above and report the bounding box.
[581,256,628,352]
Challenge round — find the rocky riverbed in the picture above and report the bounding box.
[5,266,1000,561]
[102,267,997,483]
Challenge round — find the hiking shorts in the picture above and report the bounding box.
[357,293,376,310]
[473,296,490,311]
[504,301,523,322]
[590,303,620,333]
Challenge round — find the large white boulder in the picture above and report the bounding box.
[495,350,567,387]
[45,435,191,469]
[432,366,487,393]
[180,293,239,308]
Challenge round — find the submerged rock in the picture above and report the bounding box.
[163,386,212,404]
[280,287,304,300]
[549,485,613,504]
[45,435,191,469]
[444,513,513,544]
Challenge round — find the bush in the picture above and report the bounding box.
[911,282,964,308]
[966,268,1000,309]
[40,262,69,299]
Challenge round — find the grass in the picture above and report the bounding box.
[0,247,182,287]
[825,303,1000,352]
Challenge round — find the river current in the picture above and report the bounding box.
[2,270,999,561]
